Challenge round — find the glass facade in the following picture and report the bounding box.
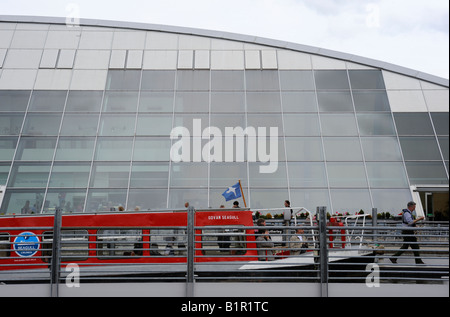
[0,20,448,216]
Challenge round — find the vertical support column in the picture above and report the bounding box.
[50,208,62,297]
[372,208,379,263]
[186,206,195,297]
[318,206,328,298]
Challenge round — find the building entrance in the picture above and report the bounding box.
[412,185,449,221]
[419,191,449,221]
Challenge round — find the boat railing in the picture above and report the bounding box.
[0,207,448,297]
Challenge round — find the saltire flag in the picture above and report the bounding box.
[222,182,242,201]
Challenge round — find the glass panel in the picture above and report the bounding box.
[22,113,62,136]
[281,92,318,112]
[249,162,287,187]
[349,70,385,89]
[394,113,435,136]
[0,113,24,135]
[400,137,442,160]
[431,113,449,135]
[248,137,286,162]
[42,189,87,213]
[246,70,279,91]
[247,114,283,134]
[315,70,350,90]
[439,136,449,161]
[141,70,176,90]
[288,162,327,187]
[201,227,247,256]
[99,114,136,136]
[210,162,247,187]
[176,70,210,91]
[371,189,413,213]
[149,229,186,256]
[0,163,11,185]
[0,90,30,112]
[127,189,168,211]
[106,70,141,90]
[55,137,95,161]
[89,162,130,188]
[353,91,390,112]
[246,92,281,112]
[323,137,363,161]
[86,189,127,212]
[249,188,289,209]
[28,91,67,112]
[285,137,324,161]
[168,188,208,209]
[96,229,143,258]
[133,137,171,162]
[0,137,17,161]
[406,162,448,185]
[170,162,208,187]
[173,114,209,133]
[284,114,320,136]
[102,91,139,112]
[366,162,409,188]
[138,92,174,112]
[211,92,245,113]
[210,114,246,132]
[136,114,173,136]
[130,162,169,187]
[60,113,99,136]
[279,70,315,90]
[65,91,103,112]
[7,162,51,188]
[361,137,403,161]
[330,189,372,214]
[49,163,91,188]
[317,91,353,112]
[357,113,396,136]
[15,137,57,161]
[289,189,330,213]
[0,189,45,215]
[327,162,368,188]
[95,137,133,161]
[211,70,244,91]
[175,92,209,112]
[320,114,358,136]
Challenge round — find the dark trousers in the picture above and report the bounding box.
[393,230,422,263]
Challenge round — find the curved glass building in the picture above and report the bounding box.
[0,16,448,219]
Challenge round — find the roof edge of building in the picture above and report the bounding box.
[1,14,448,87]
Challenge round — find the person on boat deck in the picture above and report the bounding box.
[256,229,275,261]
[232,201,240,208]
[390,201,425,265]
[289,227,308,256]
[283,200,293,246]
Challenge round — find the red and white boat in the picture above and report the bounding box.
[0,209,373,281]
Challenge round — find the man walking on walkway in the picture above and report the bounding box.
[390,201,425,265]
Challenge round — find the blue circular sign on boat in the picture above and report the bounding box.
[14,232,40,257]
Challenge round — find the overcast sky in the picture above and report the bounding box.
[2,0,449,79]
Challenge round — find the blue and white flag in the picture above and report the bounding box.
[222,182,242,202]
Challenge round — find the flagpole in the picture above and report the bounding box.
[238,179,247,208]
